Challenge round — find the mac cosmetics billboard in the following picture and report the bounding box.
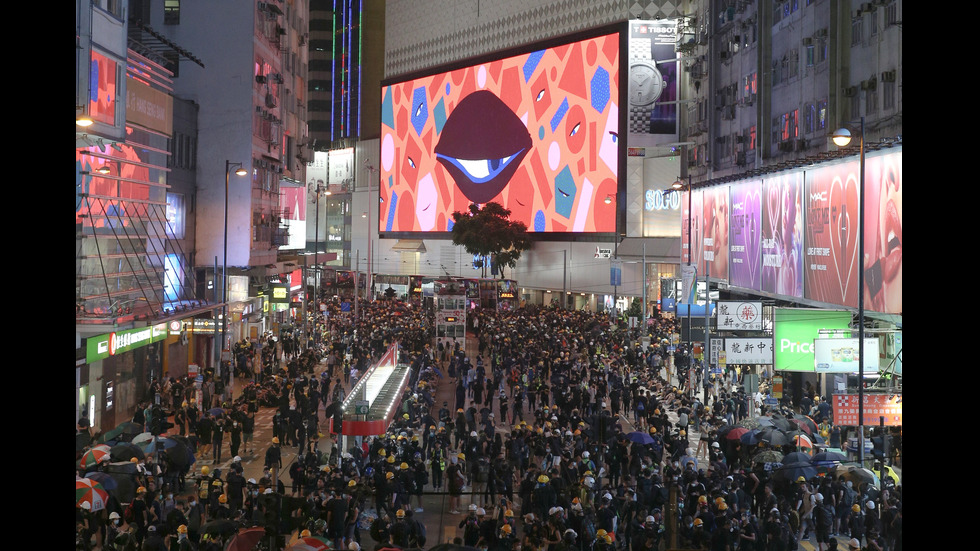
[379,24,624,238]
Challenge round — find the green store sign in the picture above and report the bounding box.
[773,308,851,372]
[86,324,169,363]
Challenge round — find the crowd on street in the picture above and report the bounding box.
[77,298,902,551]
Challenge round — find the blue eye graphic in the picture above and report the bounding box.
[536,89,546,101]
[408,157,416,169]
[570,122,581,137]
[609,131,618,143]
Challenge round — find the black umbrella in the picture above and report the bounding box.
[772,462,818,484]
[160,438,194,472]
[110,442,145,463]
[769,415,794,432]
[782,452,812,465]
[101,462,140,503]
[758,428,789,446]
[812,451,848,463]
[202,519,241,537]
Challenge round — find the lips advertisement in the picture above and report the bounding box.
[702,185,729,281]
[729,180,762,290]
[379,28,621,235]
[762,173,804,298]
[805,162,861,308]
[861,152,902,314]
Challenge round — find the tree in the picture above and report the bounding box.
[450,202,532,279]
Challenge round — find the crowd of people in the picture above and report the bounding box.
[77,298,902,551]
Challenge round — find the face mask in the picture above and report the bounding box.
[114,520,120,526]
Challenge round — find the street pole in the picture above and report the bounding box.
[642,241,647,340]
[223,160,246,401]
[857,116,866,466]
[562,249,567,309]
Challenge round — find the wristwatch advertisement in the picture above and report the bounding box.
[628,20,679,137]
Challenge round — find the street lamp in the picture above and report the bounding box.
[831,117,867,465]
[671,175,697,399]
[222,160,248,401]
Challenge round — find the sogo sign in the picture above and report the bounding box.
[772,308,851,372]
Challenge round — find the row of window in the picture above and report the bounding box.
[851,2,899,45]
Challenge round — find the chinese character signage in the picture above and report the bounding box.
[717,301,763,331]
[724,338,774,365]
[833,394,902,427]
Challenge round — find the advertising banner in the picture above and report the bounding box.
[702,185,729,281]
[813,337,880,373]
[380,28,620,235]
[729,180,762,290]
[90,50,117,126]
[685,189,704,270]
[833,394,902,427]
[805,162,860,308]
[279,182,307,250]
[773,308,851,372]
[724,338,774,365]
[861,152,903,314]
[762,173,804,298]
[716,301,763,331]
[627,20,680,143]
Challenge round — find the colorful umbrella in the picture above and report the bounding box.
[285,535,331,551]
[752,450,785,464]
[79,445,112,470]
[793,434,814,449]
[725,427,750,440]
[76,476,109,512]
[226,527,267,551]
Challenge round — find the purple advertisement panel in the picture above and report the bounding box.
[761,173,804,298]
[702,185,729,281]
[862,151,902,314]
[729,180,762,290]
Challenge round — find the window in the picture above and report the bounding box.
[850,93,861,120]
[164,0,180,25]
[817,100,828,130]
[748,126,756,150]
[805,103,816,134]
[866,88,878,114]
[851,17,863,45]
[817,38,828,63]
[870,9,878,36]
[883,80,896,110]
[166,193,186,239]
[806,44,815,67]
[790,49,799,77]
[885,2,898,26]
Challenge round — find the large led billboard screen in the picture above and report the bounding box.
[379,25,623,238]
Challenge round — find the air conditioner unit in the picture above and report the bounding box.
[860,3,873,12]
[256,75,267,84]
[266,93,277,108]
[803,37,813,46]
[258,1,268,11]
[844,86,858,97]
[272,73,283,83]
[816,28,828,38]
[881,70,896,82]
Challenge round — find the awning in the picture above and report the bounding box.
[390,239,426,253]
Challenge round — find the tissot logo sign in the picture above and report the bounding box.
[773,308,851,372]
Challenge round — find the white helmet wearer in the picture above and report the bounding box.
[469,503,478,512]
[582,451,590,459]
[349,544,361,551]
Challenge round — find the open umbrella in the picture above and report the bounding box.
[285,535,331,551]
[772,462,817,484]
[110,442,145,463]
[782,452,812,465]
[725,427,750,440]
[85,472,118,492]
[98,421,144,444]
[740,429,764,445]
[790,418,814,435]
[758,428,789,447]
[625,431,655,445]
[835,465,879,488]
[736,417,763,430]
[102,461,140,504]
[80,445,113,471]
[202,519,240,537]
[811,451,848,463]
[76,476,109,512]
[226,527,267,551]
[131,432,155,446]
[678,455,699,470]
[208,407,225,418]
[793,434,814,450]
[752,450,784,464]
[160,438,195,472]
[140,436,179,454]
[792,414,818,434]
[769,415,794,432]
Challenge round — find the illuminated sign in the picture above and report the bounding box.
[270,284,290,304]
[86,324,168,363]
[773,308,851,372]
[499,292,515,299]
[380,27,621,236]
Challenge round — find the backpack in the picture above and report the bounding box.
[124,501,136,523]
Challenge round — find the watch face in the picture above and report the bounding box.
[630,63,664,106]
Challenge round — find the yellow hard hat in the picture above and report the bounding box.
[604,535,613,544]
[396,509,405,518]
[386,472,395,479]
[715,497,725,505]
[403,414,410,419]
[457,408,464,413]
[538,475,550,483]
[693,518,703,527]
[654,409,660,415]
[201,466,211,475]
[718,502,728,510]
[219,494,227,503]
[272,437,280,444]
[649,427,657,434]
[178,525,188,534]
[301,529,312,537]
[698,496,707,504]
[130,457,139,463]
[457,453,466,461]
[596,529,608,538]
[500,524,513,535]
[379,449,387,457]
[322,465,331,472]
[679,430,686,437]
[400,462,409,470]
[796,476,806,483]
[852,504,861,513]
[349,480,357,487]
[505,509,514,517]
[387,456,395,464]
[137,486,146,494]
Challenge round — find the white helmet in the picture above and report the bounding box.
[582,451,590,459]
